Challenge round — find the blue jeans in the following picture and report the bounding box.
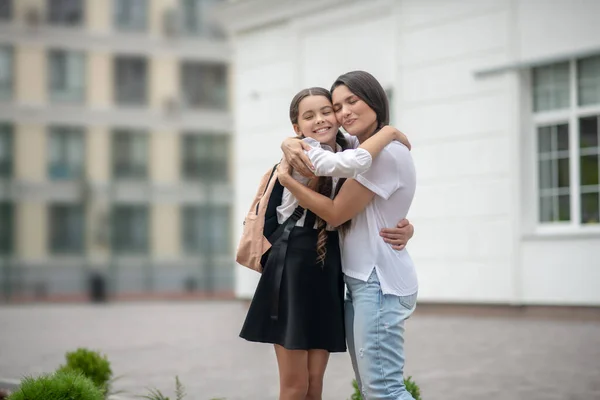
[345,270,418,400]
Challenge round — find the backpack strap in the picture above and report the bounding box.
[266,205,304,320]
[303,209,317,229]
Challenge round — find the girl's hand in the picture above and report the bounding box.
[281,137,315,178]
[395,130,411,150]
[381,126,411,150]
[277,157,292,185]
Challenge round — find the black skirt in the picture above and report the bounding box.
[239,225,346,353]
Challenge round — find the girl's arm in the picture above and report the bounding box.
[299,126,408,178]
[278,158,375,228]
[281,126,411,177]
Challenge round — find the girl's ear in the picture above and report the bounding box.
[292,124,302,137]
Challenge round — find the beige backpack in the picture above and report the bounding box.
[236,163,304,273]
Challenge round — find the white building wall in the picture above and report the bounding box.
[228,0,600,305]
[233,23,299,297]
[396,0,518,303]
[514,0,600,305]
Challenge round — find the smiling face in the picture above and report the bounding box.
[332,84,378,142]
[293,95,340,149]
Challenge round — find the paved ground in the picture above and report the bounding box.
[0,301,599,400]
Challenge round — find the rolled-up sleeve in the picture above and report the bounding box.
[302,138,372,178]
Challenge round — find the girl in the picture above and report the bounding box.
[240,87,411,400]
[279,72,418,400]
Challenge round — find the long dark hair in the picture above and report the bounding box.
[330,70,390,133]
[289,87,353,264]
[328,71,390,231]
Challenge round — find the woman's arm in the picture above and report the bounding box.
[282,126,411,177]
[278,158,374,227]
[294,126,409,178]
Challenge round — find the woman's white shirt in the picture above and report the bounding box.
[341,141,418,297]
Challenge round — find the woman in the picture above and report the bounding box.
[240,87,413,400]
[279,71,418,400]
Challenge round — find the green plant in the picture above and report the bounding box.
[57,348,113,395]
[140,376,186,400]
[404,376,422,400]
[349,378,362,400]
[8,370,103,400]
[349,376,422,400]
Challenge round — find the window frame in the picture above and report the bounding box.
[0,122,13,178]
[181,204,231,255]
[48,203,85,255]
[0,45,13,101]
[47,125,85,180]
[48,49,86,104]
[0,0,11,22]
[47,0,84,27]
[111,204,149,254]
[114,56,148,106]
[113,0,148,32]
[112,129,148,180]
[180,61,228,110]
[529,58,600,234]
[181,133,230,182]
[0,202,13,255]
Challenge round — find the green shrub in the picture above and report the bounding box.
[349,377,422,400]
[404,376,422,400]
[140,376,186,400]
[349,379,362,400]
[8,370,103,400]
[57,348,113,394]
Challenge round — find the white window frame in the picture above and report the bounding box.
[114,0,147,32]
[0,45,13,101]
[48,125,85,180]
[48,49,85,103]
[112,129,148,180]
[48,203,85,254]
[529,58,600,235]
[0,122,12,178]
[112,205,149,254]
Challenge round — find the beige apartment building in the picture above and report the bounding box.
[0,0,234,301]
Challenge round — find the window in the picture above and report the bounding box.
[532,54,600,226]
[49,204,84,254]
[48,50,85,103]
[182,134,229,182]
[0,45,13,101]
[179,0,224,38]
[181,62,228,110]
[580,116,599,224]
[114,56,147,105]
[113,130,147,179]
[112,205,148,253]
[47,0,84,26]
[532,62,570,112]
[180,0,202,35]
[182,205,230,255]
[0,123,12,178]
[385,87,394,125]
[578,55,600,107]
[0,202,12,254]
[114,0,147,31]
[537,124,570,222]
[0,0,12,21]
[48,126,84,180]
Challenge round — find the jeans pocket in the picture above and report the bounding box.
[398,292,418,310]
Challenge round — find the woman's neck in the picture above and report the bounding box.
[357,126,378,144]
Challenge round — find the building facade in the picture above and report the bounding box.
[0,0,235,301]
[219,0,600,306]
